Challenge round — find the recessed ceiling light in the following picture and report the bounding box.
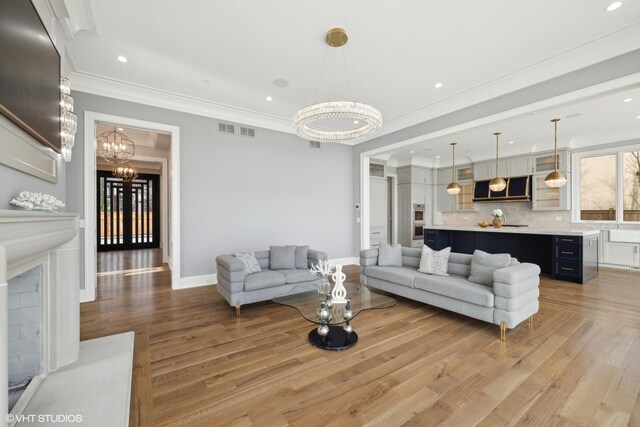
[354,120,359,124]
[605,1,623,12]
[410,150,415,154]
[117,56,128,63]
[117,127,124,131]
[636,115,640,119]
[623,98,633,103]
[566,112,584,119]
[508,140,515,144]
[436,156,441,159]
[434,82,443,89]
[266,96,273,101]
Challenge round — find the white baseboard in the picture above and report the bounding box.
[79,289,92,303]
[329,257,360,266]
[599,263,640,272]
[178,274,216,289]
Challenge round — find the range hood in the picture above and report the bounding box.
[473,176,531,202]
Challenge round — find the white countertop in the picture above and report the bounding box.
[425,225,600,237]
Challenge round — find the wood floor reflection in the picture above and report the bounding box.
[81,253,640,426]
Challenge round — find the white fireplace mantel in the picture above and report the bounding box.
[0,210,80,427]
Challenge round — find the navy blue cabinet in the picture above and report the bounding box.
[424,229,598,284]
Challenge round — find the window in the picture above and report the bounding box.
[579,155,616,220]
[574,147,640,223]
[624,151,640,221]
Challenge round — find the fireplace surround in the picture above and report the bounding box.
[0,211,79,426]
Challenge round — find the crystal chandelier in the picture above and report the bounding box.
[489,132,507,192]
[112,162,138,182]
[96,129,136,164]
[293,28,382,144]
[59,77,77,162]
[544,119,567,188]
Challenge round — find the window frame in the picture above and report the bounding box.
[572,144,640,224]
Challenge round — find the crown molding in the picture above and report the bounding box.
[70,71,296,135]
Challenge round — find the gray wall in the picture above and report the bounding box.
[352,49,640,254]
[68,92,354,280]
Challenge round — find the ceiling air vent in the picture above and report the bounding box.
[309,141,321,149]
[218,122,235,134]
[240,126,255,137]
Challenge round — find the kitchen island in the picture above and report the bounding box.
[424,226,599,284]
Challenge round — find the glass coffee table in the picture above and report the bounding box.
[273,282,396,350]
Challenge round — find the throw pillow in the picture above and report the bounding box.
[378,241,403,267]
[270,245,296,270]
[418,245,451,276]
[295,246,309,269]
[233,252,261,274]
[468,249,511,286]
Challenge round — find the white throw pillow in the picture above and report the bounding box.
[233,252,262,273]
[418,245,451,276]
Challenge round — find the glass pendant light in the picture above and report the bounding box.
[446,142,461,195]
[544,118,567,188]
[489,132,507,192]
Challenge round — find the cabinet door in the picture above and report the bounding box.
[603,242,640,267]
[437,184,456,212]
[397,183,412,246]
[456,182,476,211]
[508,156,532,176]
[438,167,452,185]
[369,178,388,228]
[473,161,493,181]
[411,183,426,204]
[532,174,570,210]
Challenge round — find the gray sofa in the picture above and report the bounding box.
[216,248,328,315]
[360,247,540,340]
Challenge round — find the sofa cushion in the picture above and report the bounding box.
[255,250,270,269]
[468,250,511,287]
[244,270,286,291]
[270,245,296,270]
[364,266,423,288]
[233,252,262,273]
[295,246,309,269]
[378,241,403,267]
[447,252,473,277]
[277,269,318,284]
[414,275,494,308]
[418,246,451,276]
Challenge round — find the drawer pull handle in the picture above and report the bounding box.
[561,267,573,271]
[561,238,573,242]
[372,232,381,235]
[561,251,574,255]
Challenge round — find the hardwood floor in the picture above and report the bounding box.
[82,250,640,426]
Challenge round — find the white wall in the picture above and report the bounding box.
[67,92,354,281]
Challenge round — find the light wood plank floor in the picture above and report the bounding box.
[82,249,640,426]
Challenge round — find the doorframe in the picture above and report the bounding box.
[387,173,398,245]
[82,112,181,302]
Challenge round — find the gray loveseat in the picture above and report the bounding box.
[216,247,328,315]
[360,247,540,340]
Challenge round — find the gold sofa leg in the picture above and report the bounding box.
[528,316,533,325]
[235,303,241,318]
[500,321,506,342]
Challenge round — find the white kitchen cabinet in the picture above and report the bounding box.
[411,167,432,184]
[369,178,388,247]
[456,165,473,181]
[411,183,426,204]
[532,150,570,174]
[473,156,531,180]
[437,167,452,185]
[532,174,570,211]
[603,241,640,268]
[437,184,456,212]
[397,183,412,246]
[456,182,476,211]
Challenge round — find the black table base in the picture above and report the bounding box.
[308,326,358,351]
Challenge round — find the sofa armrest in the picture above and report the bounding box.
[493,263,541,299]
[308,249,328,265]
[216,254,245,272]
[360,249,378,267]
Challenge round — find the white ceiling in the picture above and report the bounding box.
[61,0,640,142]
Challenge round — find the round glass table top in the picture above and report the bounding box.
[273,282,396,325]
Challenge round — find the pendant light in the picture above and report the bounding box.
[112,162,138,182]
[489,132,507,192]
[446,143,461,195]
[544,118,567,188]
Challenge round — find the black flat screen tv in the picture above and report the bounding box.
[0,0,61,152]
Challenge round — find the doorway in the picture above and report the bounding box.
[97,171,160,251]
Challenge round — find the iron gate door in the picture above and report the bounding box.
[97,171,160,251]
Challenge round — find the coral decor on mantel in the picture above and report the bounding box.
[10,191,65,211]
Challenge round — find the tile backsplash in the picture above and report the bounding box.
[442,202,639,230]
